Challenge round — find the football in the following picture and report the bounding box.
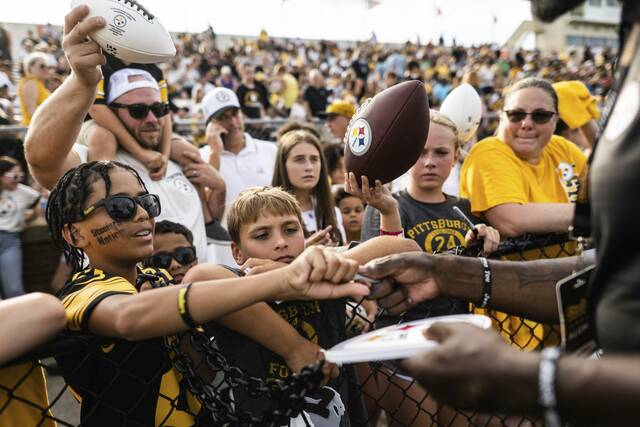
[71,0,176,64]
[439,83,482,143]
[344,80,430,185]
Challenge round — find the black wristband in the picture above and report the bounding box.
[177,283,197,329]
[478,257,492,308]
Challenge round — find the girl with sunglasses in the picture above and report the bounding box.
[45,160,367,426]
[0,157,40,298]
[460,77,587,239]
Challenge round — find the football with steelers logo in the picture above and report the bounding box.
[344,80,430,185]
[71,0,176,64]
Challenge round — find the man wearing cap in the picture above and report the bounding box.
[199,87,277,217]
[26,66,225,264]
[322,101,356,142]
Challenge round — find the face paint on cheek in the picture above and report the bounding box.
[90,222,123,246]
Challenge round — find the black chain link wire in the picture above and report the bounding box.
[164,329,325,426]
[0,232,587,426]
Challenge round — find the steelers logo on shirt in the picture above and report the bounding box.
[173,177,194,194]
[347,118,372,157]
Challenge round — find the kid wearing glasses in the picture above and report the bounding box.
[46,160,369,426]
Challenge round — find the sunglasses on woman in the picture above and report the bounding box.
[504,109,556,124]
[3,172,24,181]
[81,193,161,222]
[144,246,197,269]
[110,102,169,120]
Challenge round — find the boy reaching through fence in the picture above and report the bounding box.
[43,160,369,426]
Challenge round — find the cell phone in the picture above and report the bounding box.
[220,131,227,146]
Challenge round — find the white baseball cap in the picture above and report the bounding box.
[202,87,240,123]
[107,68,159,104]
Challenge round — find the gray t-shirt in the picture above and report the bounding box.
[362,190,482,323]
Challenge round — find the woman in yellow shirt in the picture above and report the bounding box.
[460,77,587,351]
[18,52,51,126]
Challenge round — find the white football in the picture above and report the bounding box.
[71,0,176,64]
[440,83,483,143]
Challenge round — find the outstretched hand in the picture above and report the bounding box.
[62,5,107,87]
[359,251,441,315]
[282,246,370,301]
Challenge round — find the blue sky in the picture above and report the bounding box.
[1,0,533,46]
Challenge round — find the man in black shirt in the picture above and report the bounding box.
[235,61,269,119]
[303,69,330,118]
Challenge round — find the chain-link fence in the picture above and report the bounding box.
[0,232,585,426]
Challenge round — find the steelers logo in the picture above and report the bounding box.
[216,90,231,103]
[173,177,194,194]
[113,14,127,28]
[347,118,372,157]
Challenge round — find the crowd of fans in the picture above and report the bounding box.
[0,10,622,426]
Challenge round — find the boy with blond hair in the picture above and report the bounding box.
[185,186,421,425]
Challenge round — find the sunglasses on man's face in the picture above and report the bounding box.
[82,193,161,222]
[145,246,197,269]
[110,102,169,120]
[504,109,556,124]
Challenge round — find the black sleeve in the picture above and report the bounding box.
[258,82,270,109]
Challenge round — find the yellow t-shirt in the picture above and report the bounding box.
[18,76,50,126]
[0,363,56,427]
[460,135,587,350]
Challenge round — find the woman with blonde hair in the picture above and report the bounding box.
[18,52,51,125]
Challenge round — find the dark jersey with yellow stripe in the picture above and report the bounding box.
[55,267,199,427]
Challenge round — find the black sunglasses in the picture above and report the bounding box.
[504,109,556,124]
[110,102,169,119]
[82,193,161,222]
[145,246,197,269]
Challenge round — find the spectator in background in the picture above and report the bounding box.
[0,157,40,298]
[0,25,11,66]
[17,52,51,126]
[322,100,355,143]
[199,87,276,218]
[216,65,236,90]
[333,186,365,244]
[0,73,16,125]
[236,61,270,119]
[303,68,330,118]
[272,129,345,246]
[323,143,346,186]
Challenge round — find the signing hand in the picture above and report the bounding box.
[281,246,369,301]
[62,5,107,87]
[401,322,538,413]
[360,251,440,315]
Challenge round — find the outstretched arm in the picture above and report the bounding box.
[363,251,595,323]
[0,293,66,364]
[24,6,106,189]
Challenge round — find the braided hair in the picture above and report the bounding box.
[46,160,148,274]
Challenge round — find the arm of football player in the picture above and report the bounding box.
[24,6,105,189]
[0,293,66,365]
[362,250,595,323]
[484,203,575,238]
[403,322,640,425]
[86,246,369,340]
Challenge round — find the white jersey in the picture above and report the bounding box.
[199,133,277,219]
[0,183,40,232]
[73,144,209,262]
